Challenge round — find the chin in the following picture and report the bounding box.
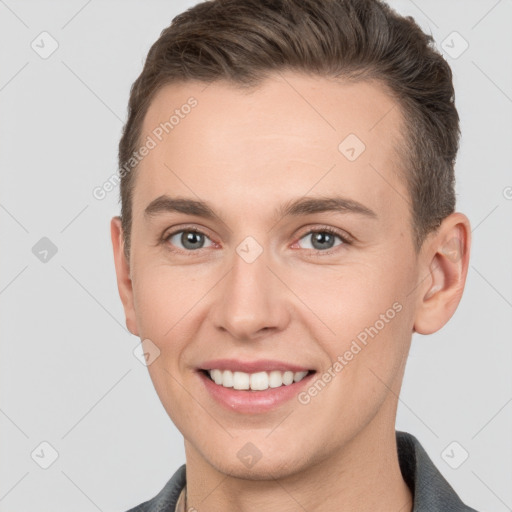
[212,457,299,481]
[198,441,318,482]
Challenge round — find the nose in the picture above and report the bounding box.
[210,243,290,341]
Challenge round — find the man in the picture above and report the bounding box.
[111,0,478,510]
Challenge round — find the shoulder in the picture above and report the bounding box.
[124,464,186,512]
[396,431,479,511]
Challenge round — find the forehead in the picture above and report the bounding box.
[134,73,409,226]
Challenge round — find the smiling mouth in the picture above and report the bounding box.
[200,369,316,391]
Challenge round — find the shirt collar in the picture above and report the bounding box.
[396,430,477,511]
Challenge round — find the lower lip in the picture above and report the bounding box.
[198,370,315,414]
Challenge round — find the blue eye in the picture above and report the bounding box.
[165,229,214,251]
[162,225,351,255]
[297,228,348,252]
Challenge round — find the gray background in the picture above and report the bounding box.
[1,0,511,510]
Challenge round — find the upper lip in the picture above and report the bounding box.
[199,359,313,373]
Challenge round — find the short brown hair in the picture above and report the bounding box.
[118,0,459,259]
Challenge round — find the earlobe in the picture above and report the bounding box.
[413,213,471,335]
[110,216,139,336]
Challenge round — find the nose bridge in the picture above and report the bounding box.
[212,236,288,339]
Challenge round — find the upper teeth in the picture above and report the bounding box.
[208,369,309,391]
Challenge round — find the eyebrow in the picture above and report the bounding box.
[143,194,377,222]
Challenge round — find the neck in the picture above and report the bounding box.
[183,416,413,512]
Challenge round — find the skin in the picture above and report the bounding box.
[111,72,471,512]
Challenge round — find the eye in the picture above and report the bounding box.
[164,228,214,252]
[296,227,350,253]
[161,225,351,255]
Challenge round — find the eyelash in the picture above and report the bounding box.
[160,224,352,257]
[294,225,352,256]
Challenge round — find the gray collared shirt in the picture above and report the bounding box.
[126,431,479,511]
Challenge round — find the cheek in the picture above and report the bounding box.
[131,265,208,426]
[292,265,412,439]
[299,257,415,396]
[300,259,410,336]
[132,262,204,339]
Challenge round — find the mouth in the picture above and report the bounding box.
[196,358,318,413]
[196,364,317,413]
[199,368,316,392]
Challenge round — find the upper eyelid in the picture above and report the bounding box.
[302,226,351,242]
[164,225,214,241]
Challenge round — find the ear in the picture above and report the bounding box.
[413,212,471,335]
[111,216,139,336]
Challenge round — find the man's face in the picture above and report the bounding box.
[121,73,422,478]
